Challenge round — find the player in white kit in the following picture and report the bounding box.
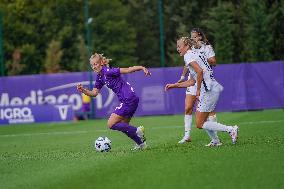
[177,28,220,146]
[165,37,238,145]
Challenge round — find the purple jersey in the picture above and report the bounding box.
[94,66,138,103]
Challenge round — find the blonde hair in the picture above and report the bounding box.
[89,53,112,66]
[102,56,112,66]
[178,36,198,49]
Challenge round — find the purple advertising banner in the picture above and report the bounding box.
[0,104,73,124]
[0,61,283,124]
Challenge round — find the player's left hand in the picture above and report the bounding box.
[76,84,84,93]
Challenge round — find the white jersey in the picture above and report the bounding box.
[193,43,215,60]
[184,49,223,112]
[184,50,214,92]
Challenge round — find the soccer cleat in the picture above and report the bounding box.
[178,136,192,144]
[205,140,222,147]
[131,142,148,151]
[136,126,146,143]
[230,126,239,144]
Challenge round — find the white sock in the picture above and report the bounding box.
[202,121,233,133]
[184,115,192,138]
[207,115,218,138]
[208,114,217,122]
[204,129,219,141]
[204,129,214,140]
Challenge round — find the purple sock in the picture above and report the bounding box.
[111,122,143,145]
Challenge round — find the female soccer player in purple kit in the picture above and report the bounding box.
[77,53,151,150]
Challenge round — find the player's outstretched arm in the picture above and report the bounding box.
[76,84,100,97]
[165,79,195,91]
[120,66,151,76]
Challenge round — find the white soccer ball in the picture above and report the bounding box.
[94,136,111,152]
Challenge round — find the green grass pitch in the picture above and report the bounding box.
[0,109,284,189]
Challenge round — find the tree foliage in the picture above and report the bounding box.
[89,0,137,67]
[202,1,236,64]
[0,0,283,76]
[44,40,63,73]
[240,0,273,62]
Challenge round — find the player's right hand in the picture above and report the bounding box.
[164,84,174,91]
[196,89,200,101]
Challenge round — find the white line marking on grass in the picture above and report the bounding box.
[0,129,114,138]
[149,125,182,130]
[148,120,284,129]
[240,120,284,125]
[153,120,281,128]
[1,120,283,138]
[0,130,103,138]
[0,126,181,138]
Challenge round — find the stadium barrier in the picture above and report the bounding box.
[0,104,73,124]
[0,61,283,124]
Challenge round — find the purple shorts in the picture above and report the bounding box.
[113,98,139,118]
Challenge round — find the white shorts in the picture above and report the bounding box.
[186,85,197,95]
[197,81,224,112]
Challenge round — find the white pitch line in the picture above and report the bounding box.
[0,130,89,137]
[240,120,284,125]
[149,120,284,129]
[0,120,283,138]
[0,127,182,138]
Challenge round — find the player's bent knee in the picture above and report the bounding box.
[107,121,115,129]
[195,122,203,129]
[196,124,203,129]
[185,107,193,115]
